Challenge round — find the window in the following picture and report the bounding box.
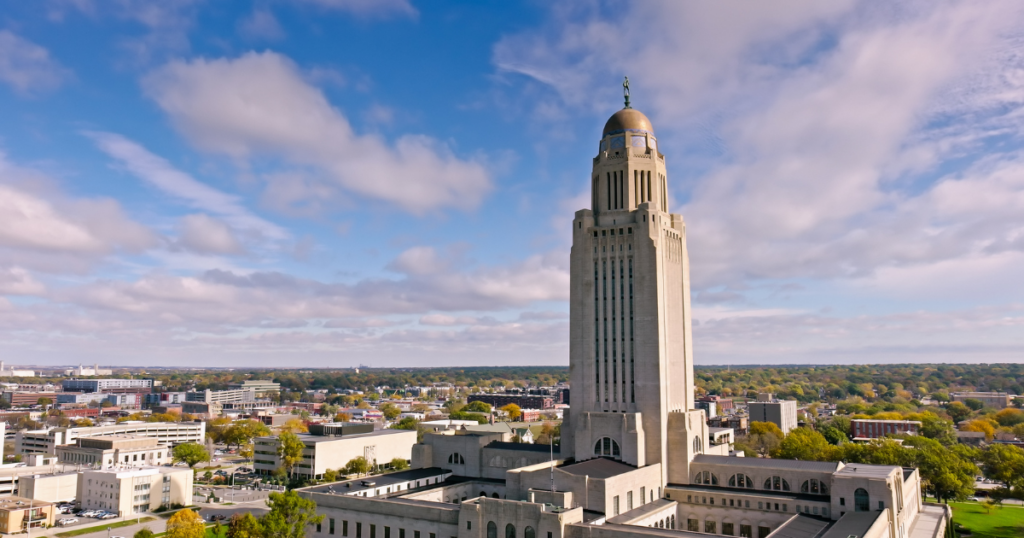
[594,437,621,458]
[687,495,692,503]
[613,495,620,515]
[385,527,390,538]
[782,504,787,512]
[627,491,633,510]
[487,522,497,538]
[505,524,516,538]
[723,523,735,536]
[415,532,420,538]
[758,526,771,538]
[705,521,717,534]
[688,519,699,532]
[729,473,754,488]
[356,523,362,538]
[758,502,763,510]
[854,488,870,512]
[524,527,535,538]
[801,479,828,495]
[840,498,845,506]
[401,530,405,538]
[878,500,884,511]
[329,519,335,535]
[693,471,718,485]
[343,521,348,536]
[371,524,376,538]
[764,476,790,491]
[745,500,749,508]
[467,522,471,530]
[447,453,465,465]
[740,524,752,538]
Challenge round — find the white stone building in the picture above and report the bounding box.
[15,421,205,456]
[76,466,192,515]
[295,97,949,538]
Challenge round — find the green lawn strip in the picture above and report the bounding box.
[54,516,156,538]
[950,501,1024,538]
[152,522,219,537]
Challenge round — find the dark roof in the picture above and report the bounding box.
[693,455,841,473]
[485,441,554,453]
[820,511,884,538]
[559,458,637,479]
[768,515,833,538]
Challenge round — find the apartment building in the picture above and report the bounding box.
[0,496,54,533]
[62,378,153,394]
[851,420,922,440]
[747,393,799,434]
[56,436,169,468]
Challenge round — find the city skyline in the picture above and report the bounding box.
[1,1,1024,366]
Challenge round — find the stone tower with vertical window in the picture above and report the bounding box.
[562,99,706,486]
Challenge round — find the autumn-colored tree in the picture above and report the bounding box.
[961,419,996,441]
[500,403,522,421]
[280,418,308,434]
[166,508,205,538]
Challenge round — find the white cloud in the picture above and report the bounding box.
[0,31,70,93]
[237,8,285,41]
[142,51,492,213]
[88,131,287,241]
[0,267,46,296]
[496,1,1024,292]
[177,214,245,255]
[0,153,155,266]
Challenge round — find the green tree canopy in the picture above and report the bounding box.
[259,490,325,538]
[981,443,1024,490]
[390,457,409,471]
[393,417,420,430]
[277,432,306,478]
[225,419,272,448]
[946,402,972,423]
[171,442,210,469]
[772,428,836,461]
[227,512,264,538]
[345,456,370,477]
[134,528,156,538]
[464,401,492,413]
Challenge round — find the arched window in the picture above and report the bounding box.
[447,453,465,465]
[693,471,718,485]
[728,473,753,488]
[800,479,828,495]
[487,522,497,538]
[492,492,500,499]
[763,476,790,491]
[524,527,535,538]
[594,437,621,458]
[854,488,870,512]
[505,524,516,538]
[480,491,487,498]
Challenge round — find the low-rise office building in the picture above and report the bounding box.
[747,394,798,435]
[77,466,193,515]
[62,378,153,394]
[0,496,54,533]
[56,436,169,468]
[16,421,206,455]
[951,392,1010,410]
[227,380,281,398]
[254,423,416,479]
[468,394,555,410]
[18,471,78,503]
[851,420,922,440]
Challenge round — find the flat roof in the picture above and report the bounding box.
[693,455,841,473]
[293,429,410,444]
[301,467,448,495]
[668,484,829,502]
[485,441,553,453]
[559,458,637,479]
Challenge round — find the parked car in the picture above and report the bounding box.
[100,512,118,519]
[57,518,79,526]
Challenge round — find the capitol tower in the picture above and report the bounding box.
[563,81,708,485]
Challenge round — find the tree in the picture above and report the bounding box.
[961,419,996,441]
[36,397,53,410]
[909,437,978,503]
[225,420,272,449]
[946,402,972,423]
[227,512,264,538]
[919,415,957,446]
[390,458,409,471]
[172,442,210,469]
[345,456,370,477]
[166,508,205,538]
[323,469,339,482]
[259,490,324,538]
[280,418,308,434]
[963,398,984,411]
[335,412,353,422]
[819,426,846,446]
[994,408,1024,427]
[134,528,156,538]
[981,444,1024,490]
[393,417,419,430]
[464,401,492,413]
[747,421,784,458]
[378,403,401,421]
[277,432,306,479]
[500,403,522,421]
[772,428,835,461]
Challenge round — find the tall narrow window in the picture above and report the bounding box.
[606,173,611,211]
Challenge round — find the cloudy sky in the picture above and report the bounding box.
[1,0,1023,367]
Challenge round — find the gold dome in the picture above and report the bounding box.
[602,108,654,136]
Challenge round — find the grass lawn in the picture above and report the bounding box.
[950,501,1024,538]
[55,516,156,538]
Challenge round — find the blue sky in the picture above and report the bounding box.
[1,0,1023,367]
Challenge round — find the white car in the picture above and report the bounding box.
[100,512,118,519]
[57,518,79,526]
